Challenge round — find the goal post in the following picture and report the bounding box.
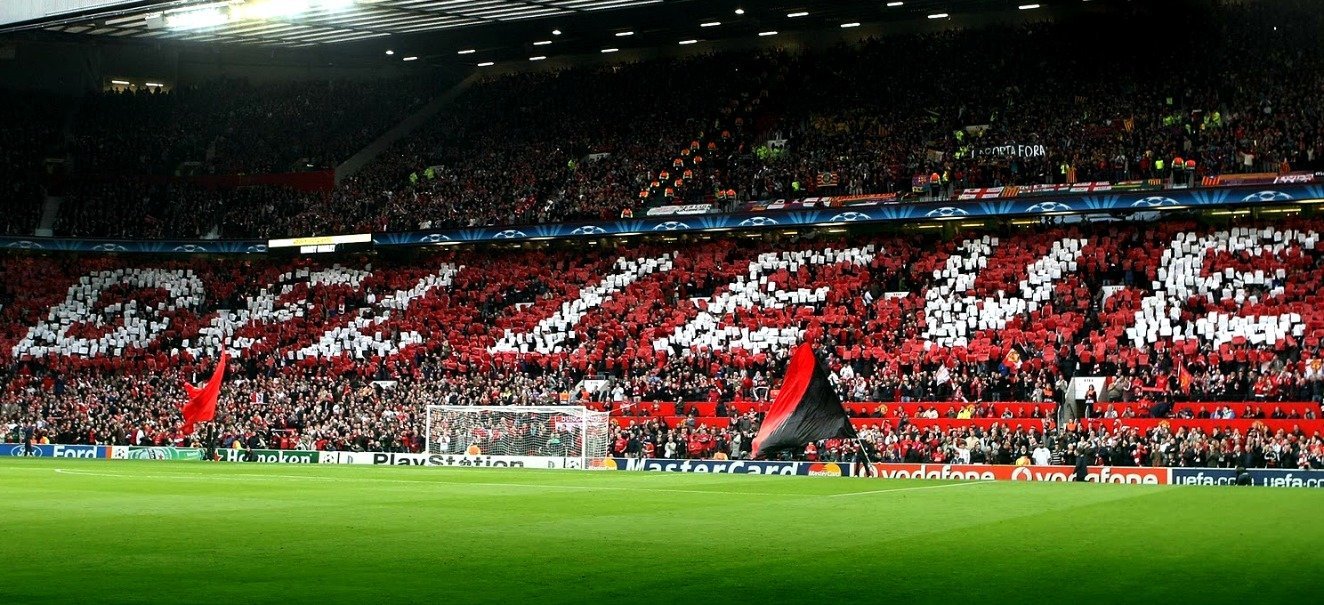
[424,405,610,469]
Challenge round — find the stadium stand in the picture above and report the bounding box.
[4,0,1324,471]
[0,90,67,236]
[2,2,1321,239]
[352,9,1324,233]
[4,220,1324,468]
[55,180,330,239]
[42,77,440,239]
[71,77,440,176]
[12,2,1324,603]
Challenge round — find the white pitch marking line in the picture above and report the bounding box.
[51,468,985,498]
[826,481,983,498]
[50,468,797,497]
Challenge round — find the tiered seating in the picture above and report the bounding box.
[71,77,439,175]
[5,1,1324,239]
[5,219,1324,464]
[8,221,1324,381]
[600,400,1320,433]
[0,89,67,236]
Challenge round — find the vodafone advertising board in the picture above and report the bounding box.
[869,463,1169,484]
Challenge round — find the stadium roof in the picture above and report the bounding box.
[7,0,677,46]
[0,0,1128,65]
[4,1,1114,49]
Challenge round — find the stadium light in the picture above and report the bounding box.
[887,1,904,6]
[530,55,546,61]
[457,49,475,54]
[164,7,227,30]
[582,0,660,11]
[111,80,130,85]
[928,13,949,19]
[615,31,633,36]
[701,21,721,27]
[787,11,809,18]
[477,61,495,66]
[758,30,778,36]
[534,40,552,45]
[234,0,310,20]
[1018,3,1041,9]
[402,56,418,61]
[735,8,744,15]
[841,22,860,28]
[385,50,394,55]
[145,82,164,87]
[552,29,562,35]
[679,39,697,45]
[601,48,619,53]
[165,0,357,30]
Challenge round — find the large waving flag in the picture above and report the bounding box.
[751,343,857,458]
[181,352,228,435]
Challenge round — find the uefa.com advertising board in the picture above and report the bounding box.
[5,444,1324,487]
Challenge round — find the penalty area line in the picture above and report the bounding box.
[826,481,983,498]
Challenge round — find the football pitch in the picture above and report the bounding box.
[1,458,1320,603]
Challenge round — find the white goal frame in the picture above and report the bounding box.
[424,405,610,469]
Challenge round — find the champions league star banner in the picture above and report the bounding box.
[368,182,1324,247]
[0,236,268,255]
[1,183,1321,254]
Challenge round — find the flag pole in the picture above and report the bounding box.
[853,436,876,477]
[205,423,217,462]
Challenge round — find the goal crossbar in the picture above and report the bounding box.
[424,405,610,469]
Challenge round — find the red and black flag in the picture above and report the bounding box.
[751,343,857,458]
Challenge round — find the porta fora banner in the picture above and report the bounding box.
[972,143,1048,158]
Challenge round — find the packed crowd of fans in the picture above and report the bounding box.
[603,414,1324,471]
[4,1,1323,239]
[5,357,1322,470]
[71,77,440,176]
[1,76,439,238]
[3,218,1324,469]
[0,90,67,236]
[329,54,770,233]
[55,180,333,239]
[230,0,1324,233]
[743,2,1324,199]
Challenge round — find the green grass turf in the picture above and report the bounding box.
[0,458,1320,604]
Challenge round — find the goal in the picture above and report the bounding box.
[424,405,610,469]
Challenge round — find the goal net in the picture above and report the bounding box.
[424,405,610,469]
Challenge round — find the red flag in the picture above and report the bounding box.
[751,343,856,459]
[1178,357,1193,395]
[1002,348,1022,373]
[181,352,227,435]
